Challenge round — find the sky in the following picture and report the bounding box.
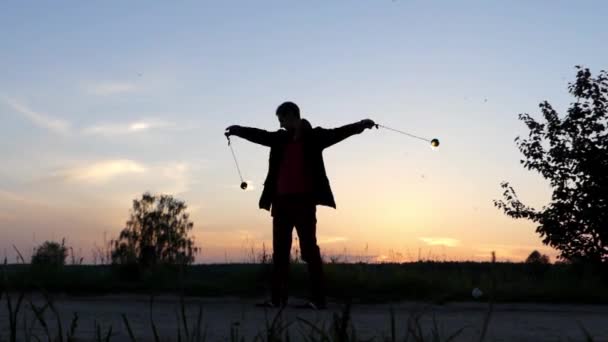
[1,1,607,263]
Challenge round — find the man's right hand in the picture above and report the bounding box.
[359,119,376,130]
[225,125,242,137]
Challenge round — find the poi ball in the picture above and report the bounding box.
[240,181,248,190]
[472,287,483,299]
[430,138,440,148]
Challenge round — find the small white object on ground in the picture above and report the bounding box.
[472,288,483,299]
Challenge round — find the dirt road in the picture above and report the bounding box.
[1,294,607,341]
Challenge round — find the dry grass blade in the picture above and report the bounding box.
[41,289,63,342]
[12,245,25,264]
[122,314,137,342]
[334,301,352,342]
[7,292,25,342]
[67,312,79,342]
[577,321,595,342]
[431,312,441,341]
[179,330,183,342]
[229,321,242,342]
[406,310,425,342]
[478,252,496,342]
[94,320,101,341]
[21,306,30,342]
[389,306,396,342]
[297,317,331,342]
[268,305,292,340]
[104,325,113,342]
[193,303,204,342]
[149,296,161,342]
[180,295,190,339]
[176,310,183,342]
[29,301,51,342]
[444,326,466,342]
[201,323,209,342]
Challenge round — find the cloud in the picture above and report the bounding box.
[474,244,557,262]
[41,160,197,197]
[0,190,43,206]
[419,237,461,247]
[0,211,14,221]
[158,162,191,194]
[2,94,188,139]
[1,97,71,134]
[57,160,147,184]
[87,82,137,96]
[82,119,173,136]
[371,254,408,263]
[318,236,348,244]
[374,255,389,262]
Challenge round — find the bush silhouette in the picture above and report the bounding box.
[31,240,68,267]
[111,192,200,267]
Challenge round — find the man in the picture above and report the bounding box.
[225,101,375,309]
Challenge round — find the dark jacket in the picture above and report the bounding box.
[233,119,367,211]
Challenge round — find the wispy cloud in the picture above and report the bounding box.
[372,254,408,263]
[1,97,71,134]
[41,160,197,196]
[0,189,43,206]
[158,162,191,195]
[318,236,348,244]
[87,82,137,96]
[474,244,557,262]
[419,237,461,247]
[82,119,173,136]
[0,211,14,221]
[56,160,147,184]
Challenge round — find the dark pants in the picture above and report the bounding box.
[271,195,326,306]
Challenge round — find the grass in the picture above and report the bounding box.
[2,290,481,341]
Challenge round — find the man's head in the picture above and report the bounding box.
[276,101,301,130]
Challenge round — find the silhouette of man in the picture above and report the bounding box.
[225,102,375,309]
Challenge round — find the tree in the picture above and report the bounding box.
[31,240,68,267]
[525,250,550,277]
[525,250,550,264]
[111,193,200,266]
[495,66,608,263]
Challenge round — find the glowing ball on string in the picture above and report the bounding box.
[430,138,440,148]
[240,181,248,190]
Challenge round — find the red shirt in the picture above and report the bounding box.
[277,141,312,194]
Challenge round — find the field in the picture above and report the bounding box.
[3,262,607,303]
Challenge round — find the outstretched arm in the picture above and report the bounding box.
[225,125,277,147]
[316,119,376,149]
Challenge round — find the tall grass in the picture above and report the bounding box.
[0,285,600,341]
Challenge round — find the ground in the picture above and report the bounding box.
[2,294,607,341]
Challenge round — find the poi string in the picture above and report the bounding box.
[226,136,247,189]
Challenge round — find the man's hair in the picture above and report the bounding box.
[276,101,300,119]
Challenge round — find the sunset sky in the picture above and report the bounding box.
[1,1,607,263]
